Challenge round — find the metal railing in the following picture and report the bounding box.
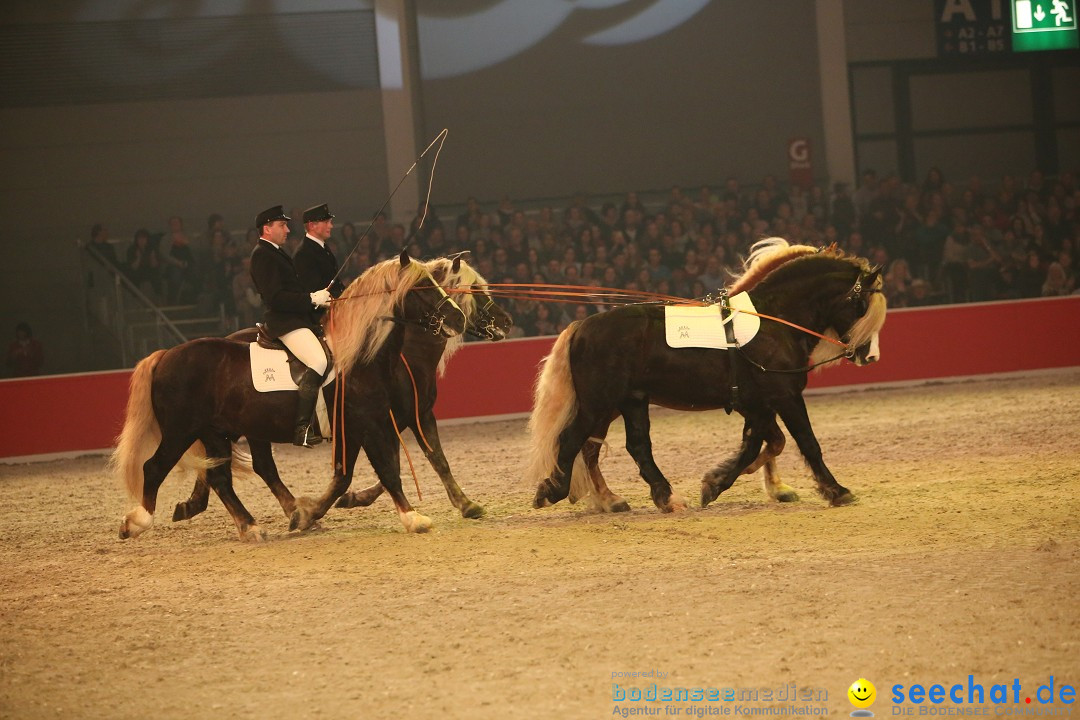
[80,242,190,367]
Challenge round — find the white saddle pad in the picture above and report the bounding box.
[249,343,338,438]
[664,292,760,349]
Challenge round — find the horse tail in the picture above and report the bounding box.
[178,442,248,479]
[110,350,167,503]
[525,321,585,490]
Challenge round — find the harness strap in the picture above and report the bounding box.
[399,352,433,453]
[718,291,740,414]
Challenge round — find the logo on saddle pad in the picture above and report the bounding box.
[664,292,760,349]
[248,344,336,393]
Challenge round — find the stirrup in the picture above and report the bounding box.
[294,425,322,448]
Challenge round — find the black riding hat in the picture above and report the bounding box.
[256,205,291,229]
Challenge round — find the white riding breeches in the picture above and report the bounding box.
[278,327,328,376]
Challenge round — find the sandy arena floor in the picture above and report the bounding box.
[1,369,1078,719]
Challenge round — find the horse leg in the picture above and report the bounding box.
[619,397,686,513]
[200,435,266,542]
[700,414,769,508]
[415,410,484,519]
[756,421,799,502]
[172,474,210,522]
[334,480,384,509]
[364,422,433,533]
[533,409,599,509]
[580,428,631,513]
[248,439,297,517]
[774,395,855,506]
[120,433,194,539]
[290,439,360,532]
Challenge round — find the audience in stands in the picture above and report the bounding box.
[87,167,1078,338]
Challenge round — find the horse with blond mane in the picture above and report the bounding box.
[525,238,887,514]
[112,252,465,541]
[170,255,512,526]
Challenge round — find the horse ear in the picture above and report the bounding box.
[452,256,462,273]
[868,267,883,285]
[399,249,410,268]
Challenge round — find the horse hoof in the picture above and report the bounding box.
[830,491,857,507]
[119,507,153,540]
[609,500,631,513]
[663,493,688,513]
[289,508,314,532]
[700,482,720,509]
[172,501,202,522]
[533,485,553,508]
[337,486,383,508]
[401,510,433,533]
[776,490,800,503]
[460,501,486,519]
[239,525,267,543]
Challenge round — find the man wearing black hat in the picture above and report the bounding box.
[250,205,332,447]
[294,203,345,318]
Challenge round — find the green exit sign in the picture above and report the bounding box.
[1011,0,1079,51]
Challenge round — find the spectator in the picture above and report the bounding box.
[88,222,118,266]
[941,222,970,303]
[1042,261,1074,296]
[884,258,914,307]
[125,228,162,299]
[162,215,197,304]
[7,322,44,377]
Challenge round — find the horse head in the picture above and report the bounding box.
[813,262,886,368]
[444,253,514,340]
[403,251,467,338]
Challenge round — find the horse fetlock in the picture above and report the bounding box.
[119,506,153,540]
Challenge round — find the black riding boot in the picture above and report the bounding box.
[293,368,324,447]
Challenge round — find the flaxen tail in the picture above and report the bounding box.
[525,322,589,497]
[110,350,167,503]
[110,350,225,504]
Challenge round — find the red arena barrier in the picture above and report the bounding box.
[2,296,1077,461]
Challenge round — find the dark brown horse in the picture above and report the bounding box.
[113,252,466,541]
[525,238,887,514]
[170,256,513,525]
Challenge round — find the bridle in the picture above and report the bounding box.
[464,290,504,340]
[417,279,461,337]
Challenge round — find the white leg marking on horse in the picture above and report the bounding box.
[399,509,433,533]
[122,506,154,538]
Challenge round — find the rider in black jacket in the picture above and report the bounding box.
[249,205,332,447]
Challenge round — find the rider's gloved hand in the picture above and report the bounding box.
[310,289,332,308]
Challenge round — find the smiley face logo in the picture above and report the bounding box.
[848,678,877,709]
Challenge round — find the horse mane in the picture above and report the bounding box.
[328,257,427,375]
[425,257,489,376]
[726,237,823,295]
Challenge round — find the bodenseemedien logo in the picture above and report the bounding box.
[849,678,877,717]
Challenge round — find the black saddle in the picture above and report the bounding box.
[254,323,333,387]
